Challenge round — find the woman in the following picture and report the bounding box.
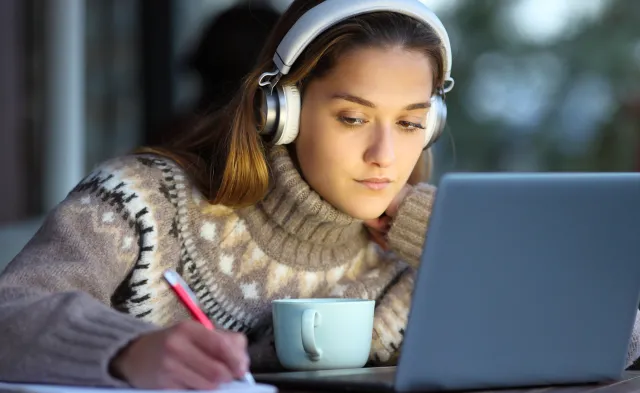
[0,0,637,390]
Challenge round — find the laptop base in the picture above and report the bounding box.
[255,367,397,392]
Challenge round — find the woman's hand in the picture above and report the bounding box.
[364,184,413,250]
[110,320,249,390]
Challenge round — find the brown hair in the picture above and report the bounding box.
[140,0,446,207]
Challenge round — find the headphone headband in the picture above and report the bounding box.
[272,0,454,92]
[258,0,453,148]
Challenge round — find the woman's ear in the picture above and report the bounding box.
[407,149,433,185]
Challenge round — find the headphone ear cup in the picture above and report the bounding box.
[257,83,301,145]
[423,94,447,149]
[273,84,301,145]
[257,85,278,140]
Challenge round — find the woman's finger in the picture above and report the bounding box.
[191,327,248,377]
[367,227,389,250]
[172,334,235,384]
[163,356,223,391]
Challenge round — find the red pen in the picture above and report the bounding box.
[163,269,214,329]
[163,269,255,385]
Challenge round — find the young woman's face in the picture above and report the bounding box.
[295,46,434,220]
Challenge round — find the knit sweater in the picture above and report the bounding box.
[0,146,639,387]
[0,146,432,386]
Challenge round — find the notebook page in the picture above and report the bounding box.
[0,381,277,393]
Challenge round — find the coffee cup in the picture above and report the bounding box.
[272,298,375,370]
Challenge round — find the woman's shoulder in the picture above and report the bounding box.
[76,153,195,195]
[67,152,196,216]
[84,153,187,185]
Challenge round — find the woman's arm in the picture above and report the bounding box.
[626,313,640,367]
[364,183,434,364]
[368,267,415,365]
[0,163,162,386]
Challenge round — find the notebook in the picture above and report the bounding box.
[0,381,277,393]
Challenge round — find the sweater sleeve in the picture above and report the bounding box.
[365,183,434,363]
[367,267,414,365]
[386,183,436,268]
[0,159,163,387]
[626,312,640,368]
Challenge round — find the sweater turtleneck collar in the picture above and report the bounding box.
[238,146,369,270]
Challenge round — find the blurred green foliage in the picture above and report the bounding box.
[431,0,640,182]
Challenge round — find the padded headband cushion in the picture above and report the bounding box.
[273,0,452,90]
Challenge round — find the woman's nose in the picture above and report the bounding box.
[363,124,396,168]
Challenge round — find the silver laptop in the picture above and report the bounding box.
[256,173,640,392]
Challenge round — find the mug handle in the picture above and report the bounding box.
[301,309,322,360]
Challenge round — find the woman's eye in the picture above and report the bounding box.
[338,116,368,127]
[398,120,426,131]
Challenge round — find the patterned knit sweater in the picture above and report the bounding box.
[0,146,639,387]
[0,146,435,387]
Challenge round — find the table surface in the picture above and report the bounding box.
[275,371,640,393]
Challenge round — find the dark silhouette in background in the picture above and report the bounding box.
[187,3,280,113]
[152,3,280,145]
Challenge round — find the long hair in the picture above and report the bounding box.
[140,0,445,207]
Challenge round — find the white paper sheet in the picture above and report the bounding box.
[0,381,277,393]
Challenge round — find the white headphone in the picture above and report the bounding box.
[257,0,455,149]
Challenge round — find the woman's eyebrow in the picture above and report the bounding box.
[331,93,430,110]
[404,102,431,110]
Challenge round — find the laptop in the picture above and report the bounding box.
[255,173,640,392]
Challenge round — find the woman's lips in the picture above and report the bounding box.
[356,178,392,190]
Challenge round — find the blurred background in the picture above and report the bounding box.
[1,0,639,268]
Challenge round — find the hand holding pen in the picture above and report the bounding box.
[163,269,256,385]
[108,270,252,390]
